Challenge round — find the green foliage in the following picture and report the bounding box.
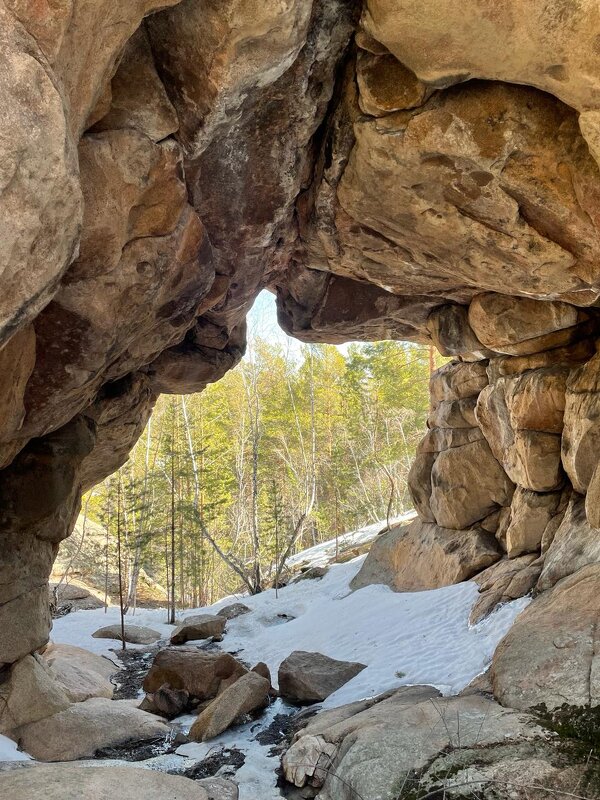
[85,338,441,606]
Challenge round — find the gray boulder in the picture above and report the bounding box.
[278,651,366,704]
[92,624,162,645]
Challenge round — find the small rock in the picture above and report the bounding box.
[141,683,189,718]
[92,624,162,645]
[251,662,272,686]
[217,603,251,620]
[189,672,270,741]
[278,651,366,704]
[171,614,226,645]
[292,566,328,583]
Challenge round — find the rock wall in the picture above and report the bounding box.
[2,0,600,690]
[408,294,600,583]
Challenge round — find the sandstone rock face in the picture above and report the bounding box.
[562,349,600,493]
[350,519,500,592]
[143,648,247,700]
[16,697,169,762]
[170,613,226,645]
[492,564,600,710]
[429,439,514,528]
[476,367,568,492]
[278,651,366,704]
[3,0,600,675]
[0,8,81,349]
[362,1,600,113]
[0,766,207,800]
[189,671,270,741]
[0,654,70,736]
[469,294,588,356]
[287,685,544,800]
[503,487,563,558]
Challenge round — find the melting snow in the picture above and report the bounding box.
[38,535,530,796]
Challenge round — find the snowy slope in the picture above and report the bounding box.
[52,552,528,705]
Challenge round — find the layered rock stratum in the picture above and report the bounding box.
[1,0,600,724]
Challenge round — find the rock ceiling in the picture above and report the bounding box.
[2,0,600,668]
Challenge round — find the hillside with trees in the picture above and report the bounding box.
[63,338,443,613]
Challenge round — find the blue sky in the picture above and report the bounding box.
[247,289,350,357]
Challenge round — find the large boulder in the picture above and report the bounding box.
[16,697,169,762]
[143,648,247,700]
[350,519,501,592]
[0,655,70,735]
[42,643,116,703]
[476,367,568,492]
[190,671,270,741]
[0,766,207,800]
[362,1,600,113]
[492,564,600,710]
[285,685,545,800]
[171,614,226,644]
[278,651,366,704]
[92,624,162,645]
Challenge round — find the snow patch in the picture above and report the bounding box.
[0,735,31,762]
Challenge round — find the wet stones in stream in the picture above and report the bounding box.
[180,748,246,781]
[110,645,162,700]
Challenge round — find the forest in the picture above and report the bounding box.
[70,335,444,612]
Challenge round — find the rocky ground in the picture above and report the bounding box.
[5,534,598,799]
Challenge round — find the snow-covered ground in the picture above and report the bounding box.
[11,543,530,797]
[285,511,416,570]
[52,552,528,704]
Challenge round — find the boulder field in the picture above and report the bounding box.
[2,0,600,796]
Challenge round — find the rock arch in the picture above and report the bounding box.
[1,0,600,700]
